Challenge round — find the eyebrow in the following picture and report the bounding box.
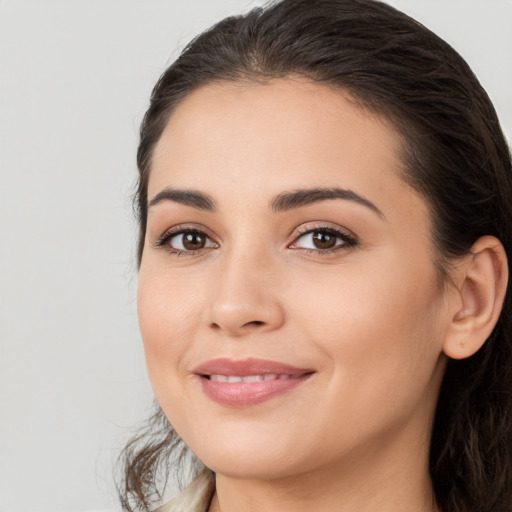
[271,187,384,218]
[148,186,383,219]
[148,188,216,211]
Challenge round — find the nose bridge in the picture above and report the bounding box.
[207,236,284,335]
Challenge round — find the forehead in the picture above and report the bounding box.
[149,79,427,226]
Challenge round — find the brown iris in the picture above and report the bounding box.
[182,231,207,250]
[312,230,337,249]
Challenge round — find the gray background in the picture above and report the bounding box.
[0,1,511,511]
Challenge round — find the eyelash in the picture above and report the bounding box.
[154,223,358,256]
[153,225,216,257]
[290,224,358,254]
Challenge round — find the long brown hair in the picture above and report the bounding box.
[119,1,512,510]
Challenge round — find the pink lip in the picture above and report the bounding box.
[193,358,315,408]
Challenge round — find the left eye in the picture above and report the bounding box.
[168,230,216,251]
[291,229,353,251]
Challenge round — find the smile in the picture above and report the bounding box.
[208,373,302,382]
[194,358,315,407]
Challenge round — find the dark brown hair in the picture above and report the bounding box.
[119,1,512,510]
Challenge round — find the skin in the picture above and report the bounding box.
[138,79,467,511]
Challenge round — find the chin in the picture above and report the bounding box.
[182,425,305,480]
[204,452,300,481]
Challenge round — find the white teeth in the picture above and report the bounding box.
[210,374,229,382]
[209,373,292,382]
[245,375,263,383]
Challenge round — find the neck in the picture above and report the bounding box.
[211,468,437,512]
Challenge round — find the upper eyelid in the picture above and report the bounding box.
[290,222,356,239]
[154,223,217,244]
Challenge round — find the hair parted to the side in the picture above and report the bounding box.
[118,1,512,511]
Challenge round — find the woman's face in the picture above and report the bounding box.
[138,79,451,480]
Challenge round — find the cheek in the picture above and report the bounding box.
[290,253,445,396]
[137,268,201,392]
[284,262,446,458]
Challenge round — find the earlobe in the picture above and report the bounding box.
[443,236,509,360]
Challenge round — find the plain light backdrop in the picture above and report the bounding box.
[0,1,510,511]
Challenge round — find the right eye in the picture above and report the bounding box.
[157,229,218,254]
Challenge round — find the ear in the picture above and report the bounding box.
[443,236,509,360]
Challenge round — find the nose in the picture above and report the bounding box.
[207,250,285,336]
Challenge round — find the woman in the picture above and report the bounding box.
[118,0,512,511]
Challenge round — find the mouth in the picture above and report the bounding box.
[207,373,305,383]
[193,358,315,408]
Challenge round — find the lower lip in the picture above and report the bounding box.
[198,374,313,408]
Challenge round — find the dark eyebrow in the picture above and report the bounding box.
[148,187,216,211]
[271,187,384,218]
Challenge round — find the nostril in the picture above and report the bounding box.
[209,320,265,332]
[244,320,265,327]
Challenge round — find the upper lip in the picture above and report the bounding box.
[193,357,314,377]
